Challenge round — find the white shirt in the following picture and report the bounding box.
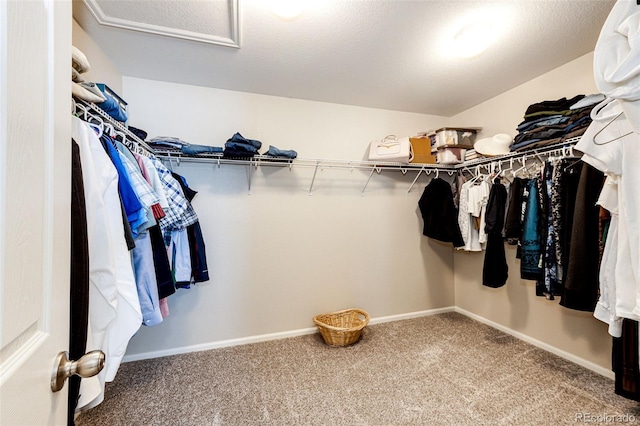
[576,99,640,322]
[593,176,623,337]
[72,118,143,411]
[468,180,491,246]
[457,180,482,252]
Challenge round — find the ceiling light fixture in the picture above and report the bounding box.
[453,21,494,58]
[270,0,307,20]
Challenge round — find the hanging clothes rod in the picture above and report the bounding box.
[154,137,581,173]
[154,151,458,172]
[73,98,156,156]
[460,138,581,169]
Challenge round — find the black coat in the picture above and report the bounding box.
[418,178,464,248]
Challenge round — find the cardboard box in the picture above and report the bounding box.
[409,137,437,164]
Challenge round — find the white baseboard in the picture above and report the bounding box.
[122,306,455,363]
[367,306,455,325]
[123,327,318,363]
[124,305,613,380]
[454,307,614,379]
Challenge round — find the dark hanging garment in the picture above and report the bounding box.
[171,172,197,201]
[418,177,465,248]
[612,319,640,402]
[187,222,210,283]
[169,172,209,283]
[520,179,543,281]
[148,224,176,299]
[119,198,135,250]
[542,162,561,299]
[69,140,90,425]
[560,163,604,311]
[557,160,583,286]
[483,182,508,288]
[504,177,526,245]
[550,158,581,285]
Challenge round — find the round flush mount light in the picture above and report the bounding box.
[271,0,307,19]
[453,21,494,58]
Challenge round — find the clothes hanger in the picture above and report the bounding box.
[75,103,89,121]
[588,98,633,145]
[86,121,103,138]
[511,157,527,178]
[562,157,583,173]
[592,110,633,145]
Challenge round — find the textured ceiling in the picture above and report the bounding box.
[73,0,616,117]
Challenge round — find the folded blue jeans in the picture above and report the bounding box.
[228,132,262,149]
[265,145,297,159]
[224,141,259,153]
[181,144,223,155]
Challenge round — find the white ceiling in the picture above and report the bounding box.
[73,0,616,117]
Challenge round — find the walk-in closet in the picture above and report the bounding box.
[1,1,639,424]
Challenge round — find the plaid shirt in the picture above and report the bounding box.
[119,152,160,210]
[148,157,199,243]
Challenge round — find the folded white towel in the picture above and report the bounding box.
[72,46,91,74]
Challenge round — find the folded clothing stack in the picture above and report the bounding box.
[71,46,105,103]
[71,46,128,123]
[264,145,297,159]
[464,148,481,161]
[223,133,262,157]
[148,136,223,156]
[510,93,605,152]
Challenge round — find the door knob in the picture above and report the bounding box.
[51,350,105,392]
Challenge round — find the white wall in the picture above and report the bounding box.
[122,77,455,358]
[113,54,613,374]
[451,52,613,371]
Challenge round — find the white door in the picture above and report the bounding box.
[0,1,72,424]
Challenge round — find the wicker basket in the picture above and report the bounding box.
[313,308,370,347]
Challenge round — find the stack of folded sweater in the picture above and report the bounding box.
[223,133,262,157]
[510,94,605,152]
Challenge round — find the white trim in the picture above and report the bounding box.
[367,306,455,325]
[83,0,241,48]
[123,327,318,362]
[454,307,614,379]
[122,307,455,363]
[0,0,7,346]
[124,306,614,380]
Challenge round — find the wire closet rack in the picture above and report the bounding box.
[73,99,582,195]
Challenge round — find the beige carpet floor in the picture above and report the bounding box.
[76,313,639,425]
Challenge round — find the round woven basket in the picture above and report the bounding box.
[313,308,370,347]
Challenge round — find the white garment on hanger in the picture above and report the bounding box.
[72,117,143,411]
[457,180,482,252]
[168,228,192,283]
[593,176,623,337]
[468,180,491,246]
[576,99,640,322]
[71,117,118,410]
